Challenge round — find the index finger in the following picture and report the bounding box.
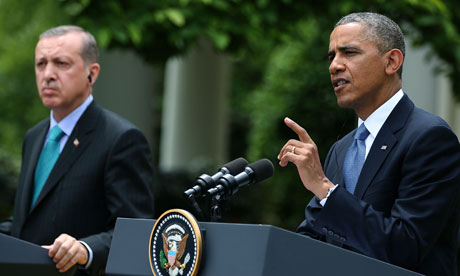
[284,117,313,143]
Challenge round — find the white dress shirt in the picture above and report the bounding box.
[44,94,94,268]
[320,89,404,206]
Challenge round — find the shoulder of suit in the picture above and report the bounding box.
[401,107,453,139]
[97,105,140,134]
[25,118,49,137]
[411,106,450,127]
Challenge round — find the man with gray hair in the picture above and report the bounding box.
[278,12,460,275]
[0,25,154,275]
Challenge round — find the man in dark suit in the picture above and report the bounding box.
[278,12,460,276]
[0,26,154,275]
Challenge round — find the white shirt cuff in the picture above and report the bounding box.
[319,184,338,206]
[78,240,93,270]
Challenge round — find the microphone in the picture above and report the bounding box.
[184,157,248,198]
[207,158,274,200]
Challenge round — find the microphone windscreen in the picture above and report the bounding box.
[223,157,248,175]
[248,159,274,183]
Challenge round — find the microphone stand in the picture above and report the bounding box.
[185,192,225,222]
[186,194,205,221]
[209,196,226,222]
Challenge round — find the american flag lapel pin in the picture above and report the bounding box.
[73,138,80,147]
[380,145,387,150]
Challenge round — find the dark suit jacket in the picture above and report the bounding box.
[3,102,154,275]
[297,95,460,276]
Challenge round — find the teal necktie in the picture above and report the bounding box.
[31,125,64,207]
[343,124,369,194]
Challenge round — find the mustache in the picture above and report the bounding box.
[41,80,60,90]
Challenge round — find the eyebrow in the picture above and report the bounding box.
[35,55,71,61]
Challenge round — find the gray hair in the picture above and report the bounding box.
[39,25,99,66]
[336,12,405,78]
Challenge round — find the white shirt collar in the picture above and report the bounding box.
[50,94,94,136]
[358,89,404,139]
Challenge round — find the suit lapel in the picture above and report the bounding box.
[353,130,397,197]
[331,133,354,185]
[31,102,101,210]
[16,121,49,221]
[354,95,414,198]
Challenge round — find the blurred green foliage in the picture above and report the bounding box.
[234,18,356,227]
[58,0,460,100]
[1,0,460,234]
[0,0,68,217]
[0,0,68,156]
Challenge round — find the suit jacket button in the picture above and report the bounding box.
[340,237,346,242]
[328,230,334,236]
[322,227,328,233]
[334,234,340,239]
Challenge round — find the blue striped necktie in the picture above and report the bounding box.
[343,124,369,194]
[31,125,64,207]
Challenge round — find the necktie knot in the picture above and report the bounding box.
[49,125,64,141]
[355,124,369,141]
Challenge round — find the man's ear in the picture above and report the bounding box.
[87,63,101,85]
[385,49,404,76]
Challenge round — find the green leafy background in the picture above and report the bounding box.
[0,0,459,258]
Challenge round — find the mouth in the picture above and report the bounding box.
[42,87,57,94]
[332,78,350,91]
[41,84,59,93]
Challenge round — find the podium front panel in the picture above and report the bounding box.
[0,233,75,276]
[106,218,421,276]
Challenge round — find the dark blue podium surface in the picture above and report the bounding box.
[0,233,75,275]
[106,218,422,276]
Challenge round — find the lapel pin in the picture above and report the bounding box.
[380,145,387,150]
[73,138,80,147]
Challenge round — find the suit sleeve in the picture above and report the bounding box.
[299,125,460,268]
[80,128,154,275]
[296,142,338,240]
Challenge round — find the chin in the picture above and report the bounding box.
[41,99,60,109]
[336,90,359,107]
[336,97,353,109]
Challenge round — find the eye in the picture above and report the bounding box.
[54,60,71,69]
[56,61,68,67]
[36,61,46,69]
[345,50,357,56]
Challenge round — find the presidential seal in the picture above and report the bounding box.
[149,209,202,276]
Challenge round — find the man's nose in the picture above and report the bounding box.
[329,56,345,75]
[43,64,56,81]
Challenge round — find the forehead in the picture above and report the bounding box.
[329,22,371,50]
[35,32,83,59]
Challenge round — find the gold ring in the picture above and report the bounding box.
[291,146,296,154]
